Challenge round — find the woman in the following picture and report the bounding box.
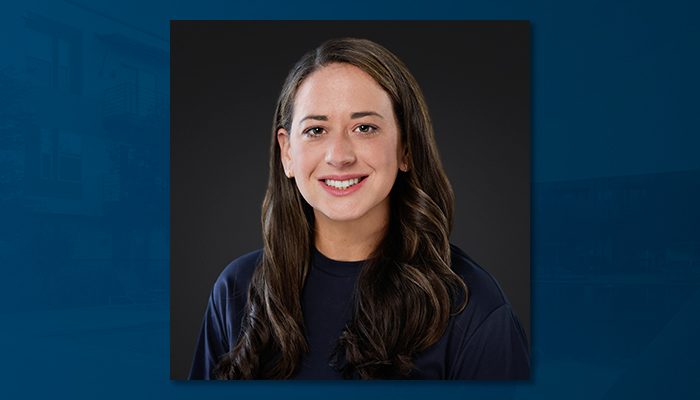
[189,38,529,380]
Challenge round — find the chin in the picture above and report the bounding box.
[318,207,367,222]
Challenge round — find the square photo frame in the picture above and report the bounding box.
[171,20,530,380]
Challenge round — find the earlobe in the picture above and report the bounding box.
[399,146,409,172]
[400,149,409,172]
[277,128,294,178]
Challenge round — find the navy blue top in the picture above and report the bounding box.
[189,244,530,380]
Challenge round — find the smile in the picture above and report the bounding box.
[324,178,362,189]
[319,176,368,196]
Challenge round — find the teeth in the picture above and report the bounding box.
[324,178,361,189]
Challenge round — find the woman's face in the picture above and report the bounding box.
[278,63,406,224]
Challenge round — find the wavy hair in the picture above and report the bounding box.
[215,38,467,379]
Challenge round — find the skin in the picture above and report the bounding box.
[278,63,407,261]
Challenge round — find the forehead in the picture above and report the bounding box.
[293,63,394,120]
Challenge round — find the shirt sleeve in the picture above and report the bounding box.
[449,303,530,379]
[188,290,230,380]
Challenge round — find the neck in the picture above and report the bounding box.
[314,201,389,262]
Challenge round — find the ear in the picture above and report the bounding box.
[277,128,294,178]
[399,146,409,172]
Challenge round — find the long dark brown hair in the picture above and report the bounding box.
[215,38,467,379]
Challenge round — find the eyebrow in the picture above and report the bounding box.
[351,111,384,120]
[298,115,328,124]
[298,111,384,125]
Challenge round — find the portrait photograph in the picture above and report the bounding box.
[170,20,531,380]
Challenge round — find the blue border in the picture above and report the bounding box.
[1,1,698,398]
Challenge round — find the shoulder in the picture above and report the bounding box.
[445,244,530,379]
[189,250,262,379]
[449,244,510,320]
[210,249,262,301]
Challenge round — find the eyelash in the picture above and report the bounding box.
[302,127,325,137]
[301,125,379,137]
[354,124,378,135]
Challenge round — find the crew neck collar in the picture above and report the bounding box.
[311,247,365,278]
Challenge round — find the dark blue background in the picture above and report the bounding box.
[1,0,698,398]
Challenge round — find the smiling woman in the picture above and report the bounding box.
[278,63,403,254]
[188,37,530,380]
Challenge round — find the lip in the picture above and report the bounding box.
[317,174,368,180]
[318,175,369,197]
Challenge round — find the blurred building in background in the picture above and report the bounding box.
[0,1,168,309]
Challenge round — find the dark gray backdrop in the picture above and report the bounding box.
[171,21,530,380]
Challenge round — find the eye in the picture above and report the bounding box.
[302,127,325,137]
[354,124,378,134]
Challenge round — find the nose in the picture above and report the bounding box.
[324,132,356,168]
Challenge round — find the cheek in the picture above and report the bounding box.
[375,139,401,168]
[290,145,318,176]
